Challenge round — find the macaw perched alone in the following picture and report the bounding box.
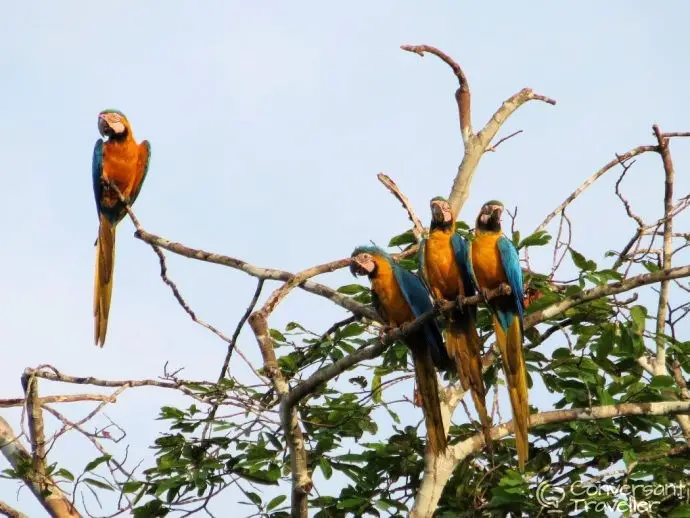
[468,200,529,469]
[92,110,151,347]
[419,197,492,448]
[350,246,453,456]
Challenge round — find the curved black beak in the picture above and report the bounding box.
[98,115,112,137]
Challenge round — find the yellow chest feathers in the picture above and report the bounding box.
[424,229,461,300]
[371,257,413,326]
[471,232,507,289]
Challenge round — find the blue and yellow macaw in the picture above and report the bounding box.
[92,110,151,347]
[419,197,492,448]
[350,246,453,455]
[468,200,529,469]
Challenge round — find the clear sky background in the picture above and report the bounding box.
[2,2,690,516]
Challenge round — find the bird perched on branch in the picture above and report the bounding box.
[350,245,453,456]
[92,110,151,347]
[419,197,492,448]
[468,200,529,469]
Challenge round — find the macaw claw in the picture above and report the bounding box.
[432,298,445,313]
[455,295,465,314]
[378,325,394,343]
[480,287,491,303]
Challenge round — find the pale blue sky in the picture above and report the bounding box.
[2,2,690,515]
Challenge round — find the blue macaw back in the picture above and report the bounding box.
[451,233,477,299]
[495,236,525,331]
[391,262,453,371]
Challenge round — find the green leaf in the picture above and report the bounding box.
[337,497,366,509]
[518,230,551,249]
[337,284,365,295]
[56,468,74,481]
[267,495,287,511]
[83,478,114,491]
[338,323,364,338]
[630,305,647,334]
[388,230,416,247]
[270,329,286,342]
[84,455,111,472]
[285,321,306,331]
[319,458,333,480]
[570,248,597,271]
[622,450,639,468]
[642,261,660,273]
[122,481,143,493]
[512,231,521,247]
[247,492,262,505]
[668,504,690,518]
[649,375,675,388]
[371,374,383,404]
[552,348,571,360]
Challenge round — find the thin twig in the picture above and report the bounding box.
[0,394,117,408]
[484,130,523,153]
[536,146,658,232]
[377,173,425,241]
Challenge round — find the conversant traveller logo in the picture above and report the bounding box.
[535,482,565,510]
[535,480,690,513]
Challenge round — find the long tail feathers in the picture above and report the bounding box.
[411,347,447,456]
[446,313,492,449]
[494,314,529,470]
[93,216,116,347]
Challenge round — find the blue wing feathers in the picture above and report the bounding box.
[497,236,524,317]
[391,264,451,370]
[92,139,104,216]
[451,233,476,297]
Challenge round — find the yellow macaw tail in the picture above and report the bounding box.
[93,215,117,347]
[493,314,529,470]
[411,346,447,456]
[446,312,492,449]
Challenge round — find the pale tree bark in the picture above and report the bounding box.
[400,45,556,220]
[0,501,28,518]
[0,414,80,518]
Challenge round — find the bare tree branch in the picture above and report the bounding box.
[536,146,658,232]
[400,44,472,141]
[652,124,675,375]
[134,228,378,321]
[0,501,28,518]
[448,87,555,219]
[0,394,116,408]
[401,44,555,219]
[377,173,425,241]
[21,373,46,479]
[524,264,690,327]
[0,416,81,518]
[285,287,509,408]
[484,129,523,153]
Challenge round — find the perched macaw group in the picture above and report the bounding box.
[90,109,528,469]
[350,198,529,469]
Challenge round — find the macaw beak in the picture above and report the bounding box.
[350,256,374,276]
[98,114,112,137]
[349,259,360,277]
[431,203,452,223]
